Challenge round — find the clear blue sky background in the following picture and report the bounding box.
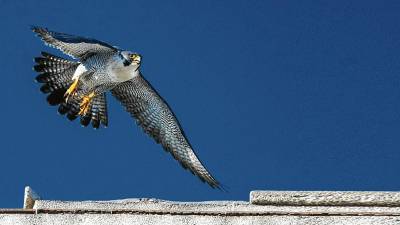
[0,0,400,208]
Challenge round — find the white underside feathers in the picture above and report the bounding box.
[72,64,87,80]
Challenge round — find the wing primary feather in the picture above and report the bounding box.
[111,75,223,189]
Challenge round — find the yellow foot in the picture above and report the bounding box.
[78,92,95,116]
[64,78,79,102]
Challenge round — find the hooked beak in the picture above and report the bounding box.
[130,53,141,64]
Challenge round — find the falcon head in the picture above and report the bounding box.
[120,51,142,68]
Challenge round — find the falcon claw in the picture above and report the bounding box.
[64,78,79,102]
[79,92,95,116]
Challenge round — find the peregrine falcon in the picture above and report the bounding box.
[31,26,221,189]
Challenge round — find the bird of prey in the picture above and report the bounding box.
[31,26,221,189]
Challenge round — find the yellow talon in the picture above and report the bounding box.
[79,92,95,116]
[64,78,79,102]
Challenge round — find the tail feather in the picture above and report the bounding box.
[34,52,108,128]
[79,93,108,129]
[46,88,67,106]
[80,107,92,127]
[91,93,108,128]
[66,96,81,121]
[58,102,70,115]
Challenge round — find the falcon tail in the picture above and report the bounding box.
[33,52,108,128]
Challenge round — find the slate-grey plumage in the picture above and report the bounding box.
[32,26,221,189]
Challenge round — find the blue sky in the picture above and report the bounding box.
[1,0,400,208]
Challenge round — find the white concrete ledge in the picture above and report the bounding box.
[1,187,400,225]
[250,190,400,207]
[29,198,400,217]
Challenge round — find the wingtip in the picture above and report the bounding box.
[215,183,230,193]
[207,178,229,192]
[30,25,45,30]
[202,174,228,192]
[30,25,41,32]
[31,26,49,37]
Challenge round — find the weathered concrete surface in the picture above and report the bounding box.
[1,214,399,225]
[251,190,400,206]
[0,187,400,225]
[33,198,400,215]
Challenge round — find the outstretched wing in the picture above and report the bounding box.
[31,26,117,60]
[111,75,221,189]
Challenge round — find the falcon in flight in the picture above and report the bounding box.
[31,26,221,189]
